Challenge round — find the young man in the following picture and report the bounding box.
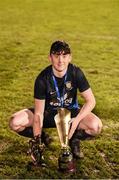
[9,40,102,159]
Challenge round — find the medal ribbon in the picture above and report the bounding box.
[52,72,67,107]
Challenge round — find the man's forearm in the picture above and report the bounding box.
[68,100,96,139]
[76,100,96,122]
[33,114,43,137]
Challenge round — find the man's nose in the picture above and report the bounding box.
[59,55,63,62]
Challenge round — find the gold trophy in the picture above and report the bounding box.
[54,108,76,173]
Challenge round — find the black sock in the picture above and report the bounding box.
[18,127,33,138]
[73,129,94,140]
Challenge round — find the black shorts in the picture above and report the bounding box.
[29,108,80,128]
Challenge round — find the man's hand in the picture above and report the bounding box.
[68,118,80,139]
[27,135,45,166]
[69,89,96,139]
[34,134,42,144]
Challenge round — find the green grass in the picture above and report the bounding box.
[0,0,119,178]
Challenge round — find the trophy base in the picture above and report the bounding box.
[58,148,76,173]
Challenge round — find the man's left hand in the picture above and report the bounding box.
[68,118,80,139]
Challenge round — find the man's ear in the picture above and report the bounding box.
[69,54,72,62]
[48,55,52,62]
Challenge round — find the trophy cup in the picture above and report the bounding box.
[54,108,76,173]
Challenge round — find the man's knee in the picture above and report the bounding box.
[9,116,19,131]
[9,109,33,132]
[9,117,20,132]
[9,116,25,132]
[97,119,103,134]
[90,118,103,135]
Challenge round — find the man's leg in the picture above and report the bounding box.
[9,108,34,137]
[9,108,53,146]
[69,112,102,159]
[78,112,103,136]
[9,109,53,166]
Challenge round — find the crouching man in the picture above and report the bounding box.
[9,40,102,163]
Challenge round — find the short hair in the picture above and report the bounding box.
[50,40,71,55]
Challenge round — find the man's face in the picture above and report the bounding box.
[49,52,71,72]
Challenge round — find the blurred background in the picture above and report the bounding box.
[0,0,119,178]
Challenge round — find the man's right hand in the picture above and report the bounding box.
[34,134,42,144]
[27,135,45,166]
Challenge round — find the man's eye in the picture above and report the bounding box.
[63,55,67,58]
[54,55,59,58]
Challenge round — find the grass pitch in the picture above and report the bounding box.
[0,0,119,178]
